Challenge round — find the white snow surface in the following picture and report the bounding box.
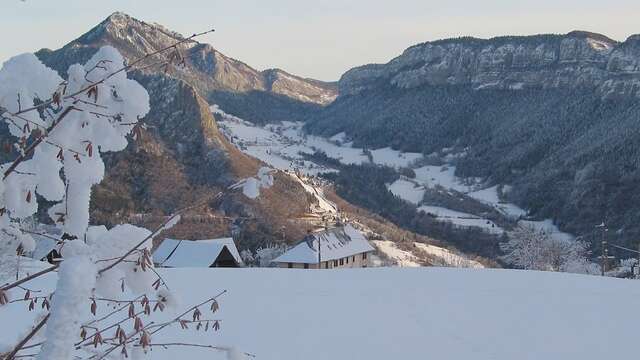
[371,240,421,267]
[414,165,474,192]
[289,172,337,214]
[372,239,483,268]
[273,225,374,264]
[231,167,274,199]
[154,238,242,267]
[418,205,504,235]
[3,267,640,359]
[370,147,421,168]
[413,165,575,242]
[387,179,425,205]
[215,106,424,174]
[413,242,484,268]
[467,186,574,241]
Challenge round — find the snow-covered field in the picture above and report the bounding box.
[372,240,483,268]
[418,205,504,235]
[3,267,639,359]
[413,165,475,192]
[214,105,421,174]
[409,165,574,241]
[386,179,425,205]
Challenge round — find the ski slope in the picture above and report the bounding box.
[2,267,639,360]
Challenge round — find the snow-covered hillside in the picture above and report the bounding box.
[3,267,639,359]
[212,104,590,269]
[213,105,422,175]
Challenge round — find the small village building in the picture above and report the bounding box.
[273,224,375,269]
[153,238,242,268]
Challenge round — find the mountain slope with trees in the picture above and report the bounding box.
[306,32,640,250]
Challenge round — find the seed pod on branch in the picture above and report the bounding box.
[210,300,219,313]
[92,331,103,348]
[139,331,151,349]
[86,85,99,103]
[152,278,161,291]
[42,298,50,310]
[90,298,97,316]
[134,317,144,332]
[115,326,126,344]
[153,301,165,313]
[128,302,135,318]
[192,307,201,321]
[85,142,93,157]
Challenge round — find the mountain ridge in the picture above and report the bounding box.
[339,30,640,99]
[37,12,338,106]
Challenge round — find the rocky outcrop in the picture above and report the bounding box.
[263,68,337,105]
[339,31,640,99]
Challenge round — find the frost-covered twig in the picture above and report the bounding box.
[134,343,256,358]
[0,264,59,293]
[2,105,78,180]
[90,291,226,359]
[147,290,226,336]
[4,314,50,360]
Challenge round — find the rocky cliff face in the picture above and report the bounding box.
[38,12,337,106]
[339,31,640,99]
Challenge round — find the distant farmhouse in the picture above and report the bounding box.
[153,238,242,268]
[273,225,375,269]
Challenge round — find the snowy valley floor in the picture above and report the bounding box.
[3,267,639,359]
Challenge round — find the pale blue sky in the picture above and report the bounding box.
[2,0,639,81]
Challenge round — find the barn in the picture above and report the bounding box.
[273,224,375,269]
[153,238,242,268]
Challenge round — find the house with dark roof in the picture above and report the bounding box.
[153,238,242,268]
[273,225,375,269]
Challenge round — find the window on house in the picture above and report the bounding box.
[352,256,355,262]
[334,260,338,267]
[346,257,349,264]
[362,252,368,260]
[304,263,309,269]
[339,258,344,266]
[325,262,329,269]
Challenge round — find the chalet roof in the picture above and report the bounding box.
[273,224,374,264]
[153,238,242,267]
